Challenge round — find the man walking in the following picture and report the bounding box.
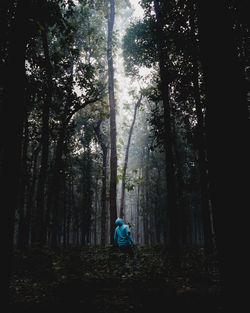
[114,218,137,277]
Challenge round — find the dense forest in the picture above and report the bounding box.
[1,0,249,312]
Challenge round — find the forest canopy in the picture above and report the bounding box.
[1,0,249,311]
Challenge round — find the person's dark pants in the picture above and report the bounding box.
[119,245,137,275]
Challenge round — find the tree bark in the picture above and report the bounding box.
[171,105,188,246]
[107,0,117,244]
[143,146,150,245]
[35,25,52,245]
[96,120,108,246]
[196,1,250,310]
[46,95,100,247]
[0,0,28,304]
[17,111,29,250]
[94,118,108,246]
[153,0,180,258]
[49,123,66,248]
[27,144,41,245]
[189,0,213,255]
[101,145,108,245]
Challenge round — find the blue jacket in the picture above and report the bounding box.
[114,218,134,246]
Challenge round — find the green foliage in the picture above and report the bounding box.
[125,182,135,191]
[119,137,124,145]
[123,20,157,76]
[117,167,124,174]
[117,174,123,184]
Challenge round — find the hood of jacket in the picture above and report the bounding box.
[115,218,124,226]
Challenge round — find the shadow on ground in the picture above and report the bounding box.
[9,246,222,313]
[9,276,222,313]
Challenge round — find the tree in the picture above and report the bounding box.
[0,0,31,303]
[94,114,109,246]
[107,0,117,244]
[120,94,142,218]
[34,24,52,245]
[187,0,213,254]
[152,0,180,258]
[196,1,250,309]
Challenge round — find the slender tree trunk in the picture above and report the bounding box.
[93,175,98,245]
[35,25,52,245]
[143,146,150,245]
[17,112,29,250]
[94,118,108,246]
[81,145,92,246]
[153,0,180,258]
[189,0,213,254]
[67,168,74,246]
[136,171,141,243]
[49,125,65,248]
[101,145,107,245]
[62,175,67,248]
[155,165,162,244]
[47,98,99,247]
[196,1,250,310]
[107,0,117,244]
[0,0,28,303]
[171,106,188,246]
[120,94,142,218]
[27,144,40,245]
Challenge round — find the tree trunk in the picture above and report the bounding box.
[67,167,74,246]
[28,144,41,245]
[143,146,150,245]
[196,1,250,310]
[62,174,67,248]
[189,0,213,254]
[94,118,108,246]
[49,125,65,248]
[155,165,162,244]
[35,25,52,245]
[171,105,188,246]
[93,175,99,245]
[17,112,29,250]
[120,94,142,218]
[0,0,28,303]
[80,145,92,246]
[107,0,117,244]
[101,144,108,246]
[136,170,141,243]
[153,0,180,258]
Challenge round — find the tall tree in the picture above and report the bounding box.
[0,0,29,303]
[196,1,250,310]
[107,0,117,244]
[34,24,52,245]
[120,94,142,218]
[153,0,180,258]
[48,97,101,248]
[94,116,108,246]
[188,0,213,254]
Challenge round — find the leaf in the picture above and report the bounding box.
[131,168,138,174]
[117,175,122,184]
[37,21,45,31]
[119,138,124,145]
[117,167,124,174]
[125,183,135,191]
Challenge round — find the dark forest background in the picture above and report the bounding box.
[1,0,249,312]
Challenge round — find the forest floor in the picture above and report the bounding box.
[9,245,222,313]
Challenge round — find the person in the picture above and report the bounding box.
[114,217,137,277]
